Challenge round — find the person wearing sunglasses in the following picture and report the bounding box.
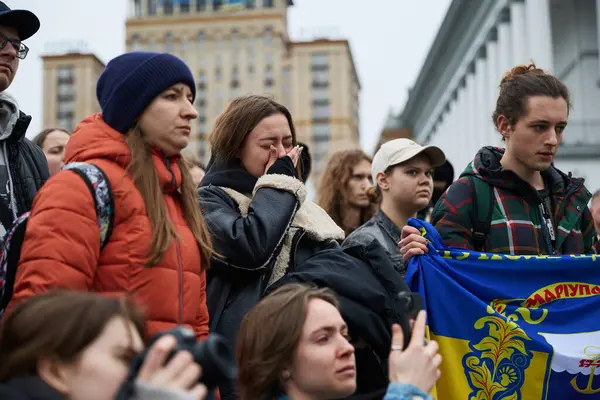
[0,1,49,241]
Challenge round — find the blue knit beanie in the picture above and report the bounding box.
[97,52,196,134]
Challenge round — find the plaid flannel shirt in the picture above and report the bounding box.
[431,147,597,255]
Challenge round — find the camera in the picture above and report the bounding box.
[396,291,424,349]
[115,327,237,399]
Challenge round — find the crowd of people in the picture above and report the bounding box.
[0,2,598,400]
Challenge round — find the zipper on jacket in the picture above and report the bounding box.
[538,205,554,254]
[163,156,184,325]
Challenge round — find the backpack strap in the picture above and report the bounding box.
[63,162,114,249]
[470,178,494,252]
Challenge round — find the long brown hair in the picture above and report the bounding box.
[317,149,378,234]
[237,284,340,400]
[126,129,213,268]
[209,94,302,179]
[0,291,147,381]
[492,63,571,132]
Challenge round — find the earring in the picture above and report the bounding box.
[282,370,291,380]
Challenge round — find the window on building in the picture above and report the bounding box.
[312,86,328,102]
[264,65,273,88]
[133,0,142,17]
[231,29,239,50]
[164,32,174,53]
[198,70,206,90]
[246,0,256,8]
[312,133,330,171]
[312,100,329,121]
[57,65,75,131]
[197,0,207,11]
[131,34,142,51]
[312,69,328,87]
[248,65,255,78]
[231,66,240,88]
[162,0,174,14]
[214,0,223,11]
[148,0,158,15]
[264,27,273,45]
[57,112,75,132]
[264,0,274,7]
[180,0,190,13]
[313,123,330,139]
[58,66,74,83]
[215,67,222,82]
[196,31,205,54]
[311,52,329,68]
[282,67,291,105]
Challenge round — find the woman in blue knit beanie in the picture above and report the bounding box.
[8,52,212,399]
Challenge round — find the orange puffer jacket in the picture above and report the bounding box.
[10,114,209,339]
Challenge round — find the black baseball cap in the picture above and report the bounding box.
[0,1,40,40]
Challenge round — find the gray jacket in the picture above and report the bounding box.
[344,210,405,276]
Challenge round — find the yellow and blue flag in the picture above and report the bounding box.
[221,0,246,11]
[405,218,600,399]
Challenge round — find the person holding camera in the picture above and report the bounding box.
[7,52,213,340]
[0,291,207,400]
[236,284,441,400]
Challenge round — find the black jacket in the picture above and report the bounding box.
[267,239,410,399]
[344,210,405,276]
[0,111,49,228]
[199,160,410,399]
[198,160,344,344]
[0,376,63,399]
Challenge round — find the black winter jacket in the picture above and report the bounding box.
[0,111,49,228]
[0,376,62,399]
[199,160,411,399]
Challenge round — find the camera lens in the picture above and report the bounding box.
[194,335,238,390]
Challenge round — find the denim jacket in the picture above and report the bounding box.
[343,210,405,276]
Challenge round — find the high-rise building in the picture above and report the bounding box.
[124,0,361,178]
[41,53,105,132]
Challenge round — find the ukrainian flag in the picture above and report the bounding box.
[405,218,600,399]
[221,0,246,11]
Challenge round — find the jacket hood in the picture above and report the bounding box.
[65,113,183,192]
[200,157,257,194]
[460,146,583,201]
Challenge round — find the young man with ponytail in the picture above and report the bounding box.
[8,52,214,344]
[400,63,598,259]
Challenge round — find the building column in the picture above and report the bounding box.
[474,47,488,150]
[497,8,512,75]
[525,0,554,71]
[207,0,214,11]
[465,66,477,158]
[140,0,148,16]
[256,0,264,8]
[509,0,528,65]
[444,97,458,163]
[455,83,470,169]
[486,28,499,145]
[596,0,600,79]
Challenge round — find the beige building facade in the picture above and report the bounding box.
[41,53,105,132]
[124,0,361,178]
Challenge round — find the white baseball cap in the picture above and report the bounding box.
[371,138,446,187]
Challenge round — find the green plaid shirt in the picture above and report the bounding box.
[432,147,597,255]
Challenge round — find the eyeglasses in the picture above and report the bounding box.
[0,33,28,60]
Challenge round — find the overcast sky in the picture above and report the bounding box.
[11,0,451,153]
